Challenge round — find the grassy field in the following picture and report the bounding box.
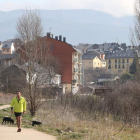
[1,106,140,140]
[1,94,140,140]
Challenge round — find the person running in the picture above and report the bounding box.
[11,91,26,132]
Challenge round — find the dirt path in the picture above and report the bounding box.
[0,126,56,140]
[0,105,57,140]
[0,105,10,110]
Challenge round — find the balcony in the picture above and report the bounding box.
[72,79,77,85]
[79,69,82,72]
[74,68,78,73]
[73,58,78,63]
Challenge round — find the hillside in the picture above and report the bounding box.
[0,9,134,45]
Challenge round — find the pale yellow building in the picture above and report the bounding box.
[106,49,135,74]
[82,51,106,70]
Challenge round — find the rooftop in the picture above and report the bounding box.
[0,53,17,61]
[2,41,13,49]
[106,49,136,59]
[82,54,97,60]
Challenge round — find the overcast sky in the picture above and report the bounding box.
[0,0,135,17]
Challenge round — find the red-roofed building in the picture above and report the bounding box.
[42,33,83,93]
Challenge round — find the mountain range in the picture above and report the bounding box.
[0,9,134,45]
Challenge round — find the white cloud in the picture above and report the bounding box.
[0,0,135,17]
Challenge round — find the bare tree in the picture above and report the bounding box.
[131,0,140,46]
[130,0,140,81]
[16,10,60,116]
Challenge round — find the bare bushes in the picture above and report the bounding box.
[38,102,78,128]
[50,94,107,121]
[48,81,140,125]
[36,94,138,140]
[107,81,140,125]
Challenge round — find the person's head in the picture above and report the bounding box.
[17,92,21,98]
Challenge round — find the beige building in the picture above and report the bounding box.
[82,51,106,70]
[1,41,15,54]
[106,49,135,74]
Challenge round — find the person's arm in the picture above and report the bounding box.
[11,98,14,114]
[23,99,26,114]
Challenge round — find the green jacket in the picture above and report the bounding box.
[11,97,26,113]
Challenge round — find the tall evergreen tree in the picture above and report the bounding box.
[129,58,137,74]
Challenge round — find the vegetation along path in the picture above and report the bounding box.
[0,105,57,140]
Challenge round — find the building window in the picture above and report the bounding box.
[122,65,125,69]
[108,65,111,69]
[98,63,99,65]
[89,62,92,65]
[115,59,117,63]
[3,49,5,52]
[7,49,9,52]
[127,59,129,63]
[115,65,117,69]
[118,64,121,69]
[118,59,121,63]
[122,59,125,63]
[109,59,111,64]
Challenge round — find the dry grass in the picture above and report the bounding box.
[34,100,140,140]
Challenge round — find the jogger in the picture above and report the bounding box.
[11,92,26,132]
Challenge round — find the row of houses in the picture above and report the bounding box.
[77,42,136,75]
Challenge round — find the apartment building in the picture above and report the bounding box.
[42,34,82,93]
[106,49,135,74]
